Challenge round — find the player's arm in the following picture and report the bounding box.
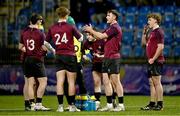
[141,25,149,46]
[18,43,26,52]
[149,43,164,64]
[93,53,104,58]
[152,43,164,61]
[44,41,55,54]
[83,24,108,40]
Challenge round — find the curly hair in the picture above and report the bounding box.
[147,13,162,25]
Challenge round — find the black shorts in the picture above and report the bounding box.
[24,56,46,78]
[102,58,120,74]
[55,54,77,72]
[92,62,102,73]
[147,61,163,77]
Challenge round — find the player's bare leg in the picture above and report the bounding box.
[28,77,36,110]
[141,78,157,110]
[35,77,50,111]
[152,76,163,110]
[98,73,113,111]
[110,74,125,111]
[56,70,66,112]
[92,71,102,109]
[24,76,30,110]
[67,71,80,112]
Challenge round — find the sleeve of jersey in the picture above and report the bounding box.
[157,29,164,44]
[45,29,52,42]
[105,26,117,39]
[73,26,83,42]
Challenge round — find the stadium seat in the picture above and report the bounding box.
[174,28,180,44]
[97,23,107,30]
[126,6,138,14]
[163,13,174,28]
[121,45,132,57]
[164,29,173,45]
[164,6,175,14]
[76,22,84,30]
[118,6,126,15]
[135,30,143,45]
[152,6,164,14]
[173,45,180,57]
[139,6,151,15]
[175,14,180,27]
[133,46,144,57]
[163,45,171,57]
[137,14,147,29]
[124,14,135,29]
[118,14,123,26]
[122,30,134,45]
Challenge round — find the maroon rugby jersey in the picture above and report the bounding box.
[146,28,165,63]
[20,27,46,59]
[46,22,81,56]
[104,23,122,59]
[83,39,105,63]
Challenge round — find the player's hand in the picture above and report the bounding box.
[143,24,149,35]
[83,24,93,33]
[93,53,102,58]
[148,58,154,64]
[22,46,26,52]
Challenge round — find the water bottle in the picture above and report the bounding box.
[75,95,81,109]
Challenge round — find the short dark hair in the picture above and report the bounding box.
[56,6,70,18]
[107,9,120,21]
[30,14,43,24]
[147,13,162,25]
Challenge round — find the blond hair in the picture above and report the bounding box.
[147,13,162,25]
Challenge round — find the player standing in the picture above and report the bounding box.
[19,14,50,111]
[46,6,83,112]
[83,9,125,111]
[141,13,164,111]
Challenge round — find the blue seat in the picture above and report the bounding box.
[164,29,173,45]
[137,14,147,28]
[76,22,84,30]
[135,30,143,45]
[121,45,132,57]
[118,6,126,15]
[163,45,171,57]
[118,14,123,26]
[97,23,107,30]
[175,14,180,27]
[163,13,174,28]
[174,28,180,44]
[152,6,164,14]
[139,6,151,15]
[173,45,180,57]
[126,6,138,14]
[122,30,134,45]
[124,14,135,29]
[133,46,144,57]
[164,6,175,14]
